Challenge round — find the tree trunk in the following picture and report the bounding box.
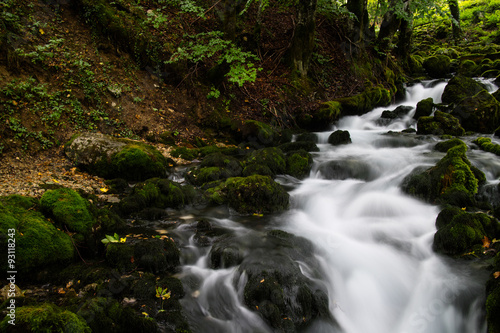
[397,13,413,66]
[448,0,461,41]
[346,0,370,43]
[218,0,246,41]
[289,0,318,77]
[376,0,402,52]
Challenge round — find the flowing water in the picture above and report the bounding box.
[175,79,499,333]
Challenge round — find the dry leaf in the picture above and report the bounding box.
[494,272,500,279]
[260,279,265,283]
[482,236,491,249]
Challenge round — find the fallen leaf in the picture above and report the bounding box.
[482,236,491,249]
[100,187,109,193]
[260,279,265,283]
[494,272,500,279]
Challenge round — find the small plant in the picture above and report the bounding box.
[207,86,220,99]
[101,233,126,245]
[155,286,171,312]
[133,96,144,103]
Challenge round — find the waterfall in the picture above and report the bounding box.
[178,79,499,332]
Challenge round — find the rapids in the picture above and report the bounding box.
[176,79,499,333]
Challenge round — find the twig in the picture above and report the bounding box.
[65,225,88,264]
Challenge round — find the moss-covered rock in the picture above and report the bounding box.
[473,137,500,156]
[451,90,500,133]
[65,132,169,181]
[296,132,319,143]
[286,150,313,179]
[243,147,286,177]
[335,85,392,115]
[328,130,352,145]
[186,152,243,186]
[441,75,487,105]
[205,175,289,214]
[487,281,500,333]
[279,141,320,153]
[0,303,90,333]
[40,188,94,235]
[433,209,499,255]
[416,110,465,136]
[234,120,289,147]
[423,55,451,78]
[458,59,479,77]
[134,238,180,274]
[413,97,434,119]
[105,242,135,272]
[119,178,195,216]
[76,297,159,333]
[0,195,74,274]
[402,141,480,206]
[303,101,342,130]
[434,138,465,152]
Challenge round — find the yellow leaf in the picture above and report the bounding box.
[12,100,17,106]
[40,28,45,34]
[260,279,265,283]
[100,187,109,193]
[494,272,500,279]
[52,179,59,183]
[142,312,149,317]
[120,238,126,243]
[482,236,491,249]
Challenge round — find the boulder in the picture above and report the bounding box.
[65,132,170,181]
[423,55,451,78]
[243,147,286,177]
[335,85,391,115]
[286,149,313,179]
[317,159,377,181]
[416,110,465,136]
[441,75,486,105]
[0,195,74,274]
[451,90,500,133]
[186,152,243,186]
[402,141,481,207]
[413,97,434,119]
[328,130,352,145]
[204,175,289,214]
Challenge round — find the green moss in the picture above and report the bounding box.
[0,195,74,274]
[452,90,500,133]
[205,175,289,214]
[414,97,434,119]
[40,188,94,235]
[235,120,286,147]
[434,138,465,152]
[119,178,193,216]
[105,243,135,272]
[486,285,500,333]
[474,137,500,156]
[335,85,392,115]
[328,130,352,145]
[433,210,491,255]
[286,150,313,179]
[423,55,451,78]
[403,141,479,206]
[458,59,479,76]
[111,144,168,180]
[244,147,286,177]
[416,111,465,136]
[441,75,486,104]
[0,303,90,332]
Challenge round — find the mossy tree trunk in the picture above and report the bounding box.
[448,0,461,41]
[376,0,402,52]
[397,14,413,66]
[218,0,246,41]
[289,0,318,77]
[346,0,370,43]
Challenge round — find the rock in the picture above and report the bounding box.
[134,238,180,274]
[0,195,74,274]
[434,138,465,152]
[0,284,23,301]
[328,130,352,145]
[243,147,286,177]
[296,132,319,143]
[433,209,499,255]
[402,140,481,207]
[381,105,413,119]
[301,101,342,130]
[40,188,95,235]
[423,55,451,78]
[317,159,376,181]
[118,178,195,216]
[413,98,434,119]
[441,75,487,105]
[204,175,289,214]
[186,152,242,186]
[286,150,313,179]
[416,110,465,136]
[238,230,331,331]
[335,85,392,116]
[451,90,500,133]
[473,137,500,156]
[0,303,91,332]
[234,120,288,147]
[65,132,169,181]
[458,59,479,77]
[279,141,319,153]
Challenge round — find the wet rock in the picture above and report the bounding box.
[413,97,434,119]
[279,141,319,153]
[204,175,289,214]
[335,85,392,116]
[327,130,352,145]
[441,75,486,105]
[416,110,465,136]
[317,159,376,181]
[451,90,500,133]
[380,105,413,120]
[423,55,451,78]
[434,138,465,152]
[243,147,286,177]
[402,140,481,207]
[286,149,313,179]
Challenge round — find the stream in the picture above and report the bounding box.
[172,79,499,333]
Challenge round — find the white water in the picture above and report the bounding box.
[179,79,498,333]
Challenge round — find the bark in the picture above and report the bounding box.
[218,0,246,41]
[376,0,402,52]
[289,0,318,77]
[346,0,370,43]
[448,0,461,41]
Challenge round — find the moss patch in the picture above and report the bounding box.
[0,195,74,274]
